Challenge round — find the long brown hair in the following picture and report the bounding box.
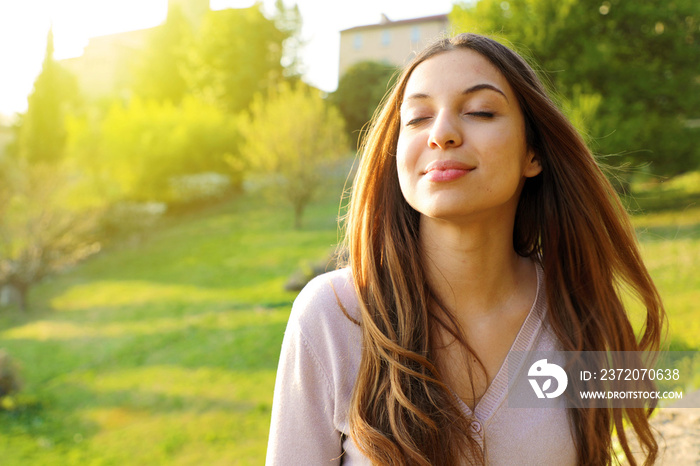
[342,33,665,465]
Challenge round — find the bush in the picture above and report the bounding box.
[66,96,244,204]
[168,172,232,203]
[0,350,21,407]
[100,201,167,238]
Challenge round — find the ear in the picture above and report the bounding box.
[523,148,542,178]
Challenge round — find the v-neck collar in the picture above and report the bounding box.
[452,262,547,421]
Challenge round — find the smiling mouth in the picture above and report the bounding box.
[422,160,475,181]
[424,168,472,182]
[423,160,475,174]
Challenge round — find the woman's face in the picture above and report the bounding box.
[396,48,541,223]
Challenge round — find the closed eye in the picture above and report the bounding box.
[406,117,431,126]
[467,111,495,118]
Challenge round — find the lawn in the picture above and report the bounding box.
[0,178,346,465]
[0,170,698,465]
[627,172,700,351]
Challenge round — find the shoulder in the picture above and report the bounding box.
[268,268,361,463]
[292,267,358,320]
[286,268,363,427]
[287,267,362,360]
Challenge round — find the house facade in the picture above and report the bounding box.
[59,0,209,100]
[338,13,451,78]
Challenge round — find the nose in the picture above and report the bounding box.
[428,111,462,149]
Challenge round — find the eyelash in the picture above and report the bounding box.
[467,111,495,118]
[406,112,494,126]
[406,117,429,126]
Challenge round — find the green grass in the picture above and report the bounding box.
[627,173,700,351]
[0,171,698,465]
[0,181,345,465]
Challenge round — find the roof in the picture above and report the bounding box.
[340,14,449,33]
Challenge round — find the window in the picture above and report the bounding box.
[381,29,391,46]
[353,33,363,50]
[411,26,420,44]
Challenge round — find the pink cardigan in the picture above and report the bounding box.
[266,266,577,465]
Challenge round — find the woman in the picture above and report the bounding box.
[266,33,665,465]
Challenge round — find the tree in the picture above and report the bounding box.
[271,0,304,79]
[66,95,243,204]
[331,61,398,148]
[16,28,80,164]
[0,29,98,312]
[187,4,288,114]
[239,82,348,228]
[131,4,193,104]
[451,0,700,176]
[0,160,100,312]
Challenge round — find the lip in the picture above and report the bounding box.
[422,160,475,182]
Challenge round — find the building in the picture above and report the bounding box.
[338,13,451,78]
[60,0,210,101]
[60,28,151,100]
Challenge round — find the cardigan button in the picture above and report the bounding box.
[470,420,482,433]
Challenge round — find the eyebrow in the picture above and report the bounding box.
[404,83,509,103]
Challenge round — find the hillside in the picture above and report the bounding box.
[0,179,346,465]
[0,171,698,465]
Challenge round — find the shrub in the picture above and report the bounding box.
[0,350,21,407]
[168,172,232,203]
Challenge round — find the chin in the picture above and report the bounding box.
[420,204,477,222]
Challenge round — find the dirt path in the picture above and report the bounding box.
[630,390,700,465]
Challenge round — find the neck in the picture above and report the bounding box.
[419,213,531,320]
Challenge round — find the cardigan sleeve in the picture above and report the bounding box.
[265,297,344,465]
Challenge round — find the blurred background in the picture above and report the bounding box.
[0,0,698,464]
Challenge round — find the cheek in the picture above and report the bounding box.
[486,126,529,167]
[395,156,411,199]
[395,136,417,201]
[396,133,422,169]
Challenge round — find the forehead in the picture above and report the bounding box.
[403,49,514,101]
